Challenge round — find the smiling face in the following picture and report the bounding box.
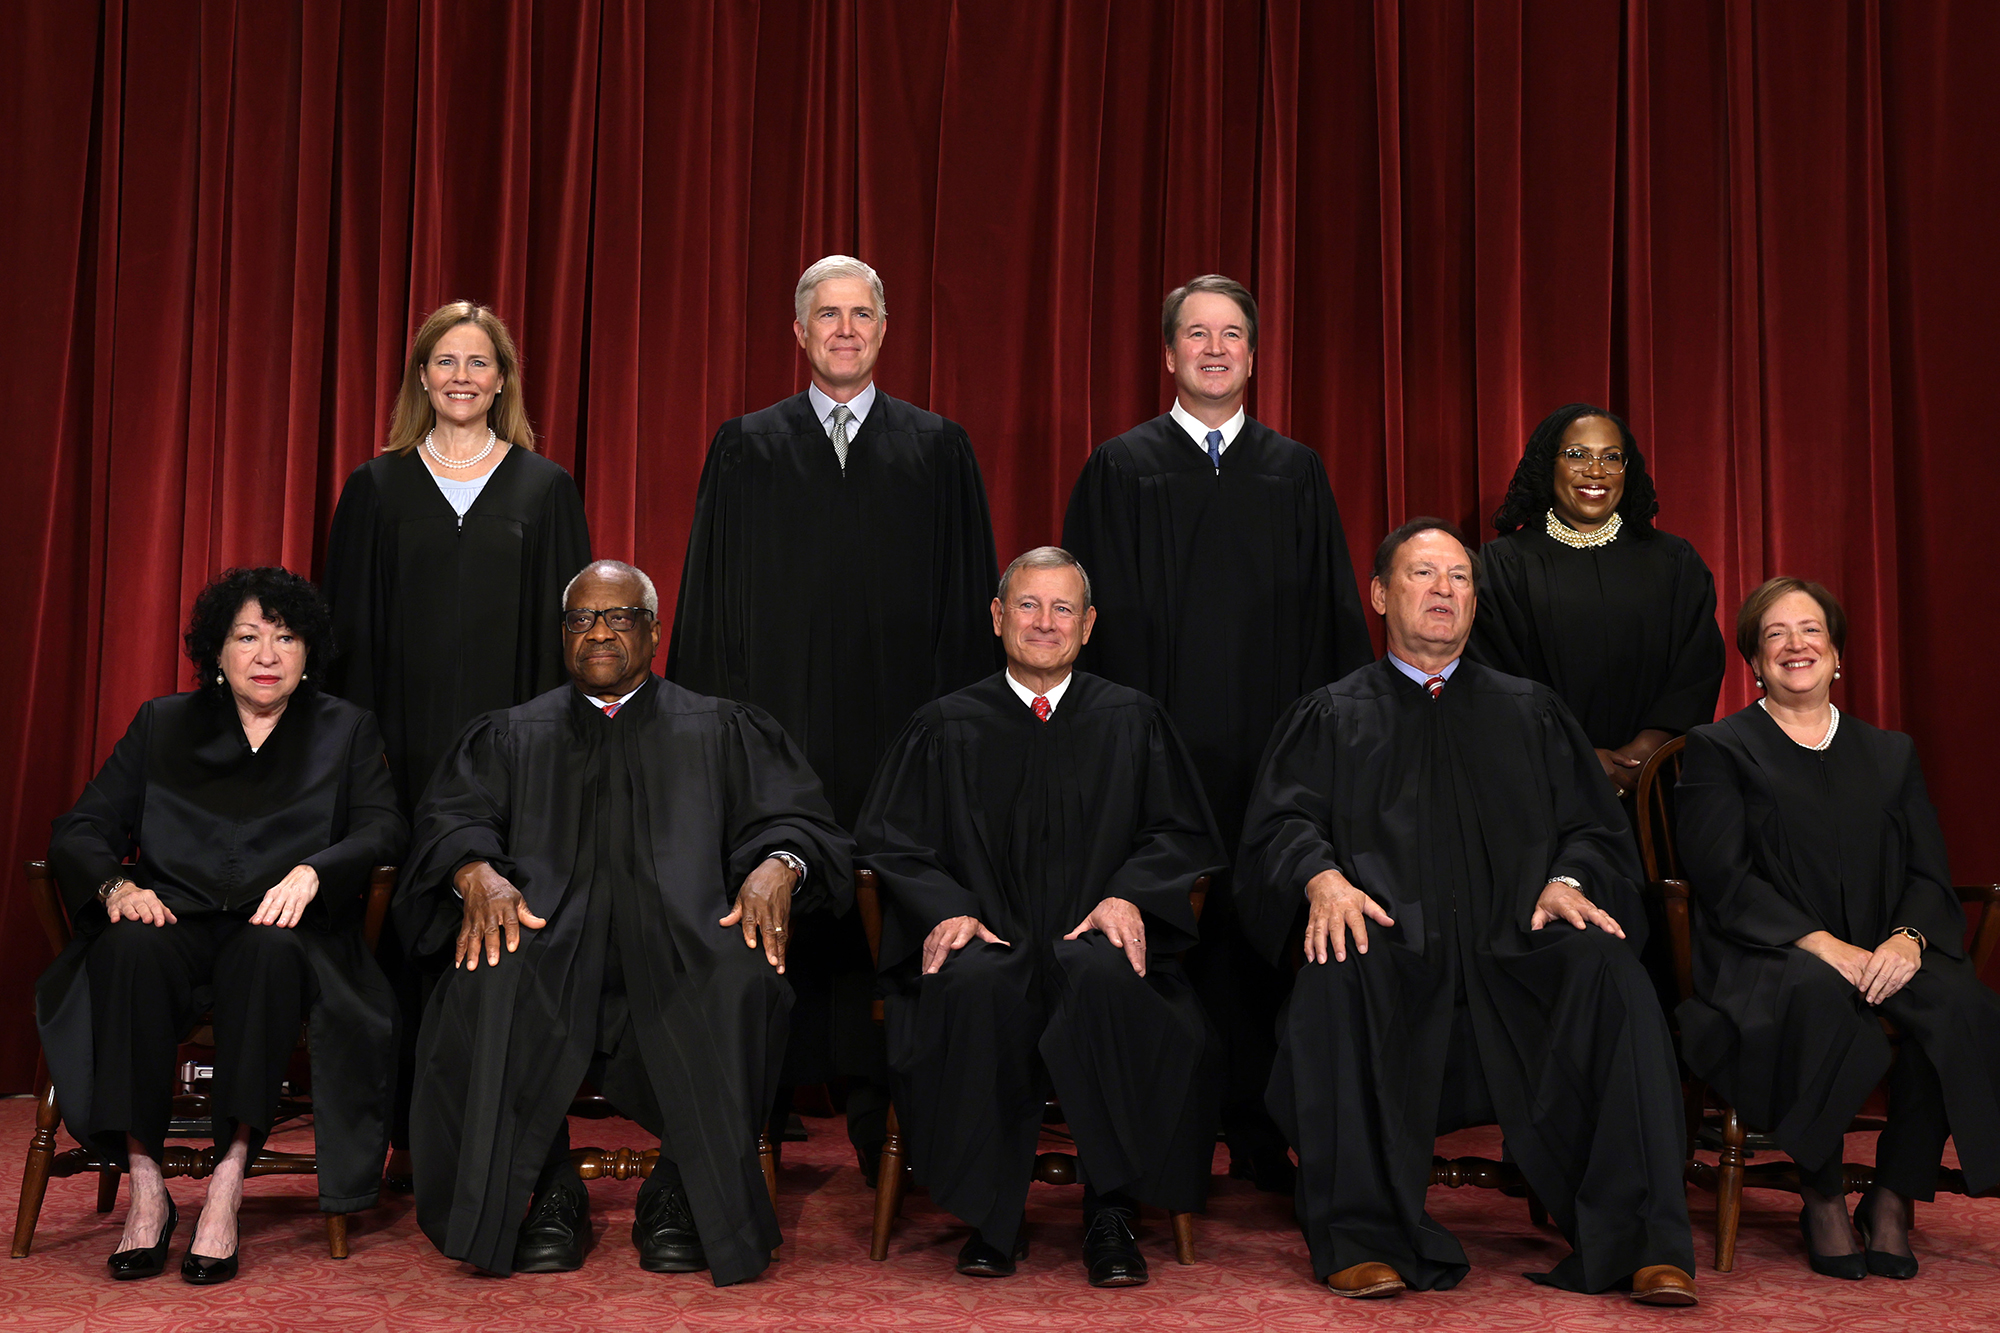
[1549,415,1627,533]
[991,564,1096,680]
[220,598,307,713]
[1164,290,1254,415]
[1370,528,1477,666]
[420,322,504,431]
[794,276,885,399]
[564,568,662,699]
[1754,589,1839,704]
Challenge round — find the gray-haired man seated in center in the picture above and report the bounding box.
[855,546,1224,1287]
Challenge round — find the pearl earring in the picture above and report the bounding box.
[215,672,224,685]
[1834,668,1841,680]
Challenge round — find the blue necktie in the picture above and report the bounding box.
[1205,429,1222,470]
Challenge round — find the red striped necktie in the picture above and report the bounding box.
[1424,675,1445,699]
[603,700,624,718]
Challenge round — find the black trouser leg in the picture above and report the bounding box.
[86,919,212,1160]
[535,1118,584,1201]
[207,922,315,1155]
[1873,1042,1951,1202]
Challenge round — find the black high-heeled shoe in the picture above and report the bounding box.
[1855,1197,1920,1279]
[106,1194,177,1280]
[1798,1207,1866,1280]
[180,1244,240,1285]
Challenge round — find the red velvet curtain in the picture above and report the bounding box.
[2,0,1995,1090]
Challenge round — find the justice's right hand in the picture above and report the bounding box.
[1303,868,1395,965]
[920,915,1010,975]
[454,861,547,970]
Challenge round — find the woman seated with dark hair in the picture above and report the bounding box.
[1675,577,2000,1280]
[37,567,405,1285]
[1469,403,1724,795]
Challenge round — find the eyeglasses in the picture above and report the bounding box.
[561,606,654,634]
[1557,448,1626,474]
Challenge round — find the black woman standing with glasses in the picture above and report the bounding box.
[1468,403,1725,798]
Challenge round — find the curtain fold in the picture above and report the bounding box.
[1,0,1994,1087]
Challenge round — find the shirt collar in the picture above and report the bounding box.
[1169,400,1246,460]
[808,381,877,435]
[1003,667,1073,715]
[580,680,647,711]
[1386,652,1461,689]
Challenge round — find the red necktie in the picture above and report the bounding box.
[1424,675,1445,699]
[1032,695,1051,721]
[602,700,623,718]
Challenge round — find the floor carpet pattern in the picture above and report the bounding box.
[3,1098,1998,1331]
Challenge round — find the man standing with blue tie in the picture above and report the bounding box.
[1061,274,1371,1192]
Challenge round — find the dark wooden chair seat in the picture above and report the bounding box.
[854,868,1205,1264]
[12,859,398,1260]
[1633,735,2000,1270]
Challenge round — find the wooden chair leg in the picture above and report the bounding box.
[870,1103,906,1262]
[12,1076,62,1258]
[1714,1106,1747,1272]
[757,1131,777,1208]
[1170,1210,1195,1264]
[95,1167,119,1213]
[326,1212,349,1259]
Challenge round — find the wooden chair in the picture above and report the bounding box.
[1633,736,2000,1270]
[13,860,398,1260]
[854,868,1205,1264]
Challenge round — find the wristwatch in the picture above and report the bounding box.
[1549,875,1584,892]
[768,850,808,885]
[1889,926,1927,951]
[97,875,134,904]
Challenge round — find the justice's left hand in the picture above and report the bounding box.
[1064,896,1147,976]
[1531,880,1625,938]
[250,864,320,929]
[720,855,798,972]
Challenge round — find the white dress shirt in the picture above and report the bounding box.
[1004,668,1073,716]
[808,381,878,436]
[1170,400,1246,465]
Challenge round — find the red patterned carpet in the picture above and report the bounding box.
[5,1098,1999,1331]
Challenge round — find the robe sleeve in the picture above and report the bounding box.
[320,463,383,709]
[853,713,985,969]
[1886,736,1968,960]
[1537,692,1647,933]
[1062,445,1156,694]
[717,702,854,918]
[1234,691,1349,965]
[395,714,515,959]
[663,422,739,696]
[1303,451,1374,679]
[48,702,154,925]
[929,424,1003,695]
[1095,703,1225,951]
[1637,539,1725,737]
[1674,728,1825,949]
[521,464,593,698]
[298,708,409,922]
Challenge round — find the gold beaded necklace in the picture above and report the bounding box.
[1544,508,1622,549]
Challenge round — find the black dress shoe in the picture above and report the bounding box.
[633,1180,707,1273]
[514,1185,589,1273]
[180,1246,239,1285]
[1855,1202,1920,1279]
[107,1195,177,1281]
[1082,1205,1148,1288]
[956,1229,1028,1277]
[1798,1208,1866,1280]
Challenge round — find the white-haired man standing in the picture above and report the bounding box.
[668,256,999,1174]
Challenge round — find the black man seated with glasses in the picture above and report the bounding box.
[394,559,851,1283]
[1467,403,1725,800]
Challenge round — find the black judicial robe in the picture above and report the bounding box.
[856,671,1225,1252]
[396,677,852,1284]
[1239,659,1692,1292]
[321,446,591,811]
[1061,414,1372,850]
[1468,524,1725,750]
[667,390,999,828]
[36,690,406,1211]
[1675,706,2000,1191]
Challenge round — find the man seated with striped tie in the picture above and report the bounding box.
[1235,519,1699,1307]
[855,546,1225,1288]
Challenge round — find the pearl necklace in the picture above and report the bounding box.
[425,427,496,470]
[1759,698,1840,751]
[1545,508,1621,548]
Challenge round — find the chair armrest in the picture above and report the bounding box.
[362,866,397,953]
[1648,878,1695,1004]
[25,860,73,954]
[854,869,883,968]
[1956,884,2000,971]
